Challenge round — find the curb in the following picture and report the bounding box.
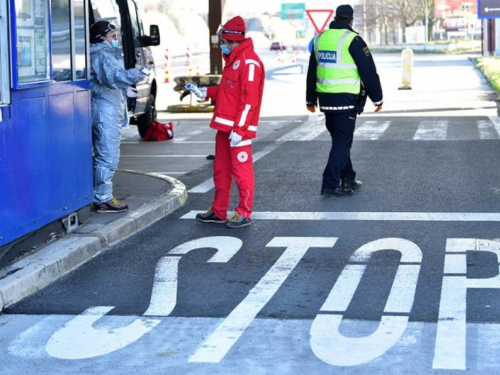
[0,171,187,311]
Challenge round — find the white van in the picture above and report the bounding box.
[89,0,160,137]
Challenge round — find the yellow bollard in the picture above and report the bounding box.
[399,47,413,90]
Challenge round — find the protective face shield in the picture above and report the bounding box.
[90,20,117,44]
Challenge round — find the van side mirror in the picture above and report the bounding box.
[141,25,160,47]
[144,25,160,47]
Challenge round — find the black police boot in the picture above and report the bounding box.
[321,187,353,197]
[342,179,362,191]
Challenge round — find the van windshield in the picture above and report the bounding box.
[90,0,124,62]
[90,0,121,27]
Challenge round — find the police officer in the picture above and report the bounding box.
[306,4,383,197]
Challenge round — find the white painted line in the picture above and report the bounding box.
[181,211,500,222]
[121,141,214,144]
[443,253,467,274]
[174,129,205,142]
[156,172,186,175]
[434,238,500,370]
[354,121,391,140]
[433,276,467,370]
[170,141,215,144]
[188,142,282,193]
[188,116,317,193]
[46,306,161,360]
[143,237,242,317]
[477,119,499,139]
[319,264,364,312]
[121,155,207,158]
[260,120,297,124]
[188,178,215,194]
[413,120,447,140]
[143,257,181,317]
[189,237,336,363]
[277,115,325,141]
[488,115,500,137]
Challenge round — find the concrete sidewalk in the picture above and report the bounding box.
[0,170,187,311]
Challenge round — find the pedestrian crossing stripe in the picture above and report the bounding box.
[175,119,500,143]
[276,119,500,142]
[181,211,500,222]
[123,118,500,144]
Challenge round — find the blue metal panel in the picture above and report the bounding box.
[47,92,77,208]
[0,107,16,235]
[1,83,93,247]
[1,1,93,248]
[13,95,49,226]
[75,90,93,201]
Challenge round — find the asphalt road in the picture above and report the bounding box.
[2,53,500,374]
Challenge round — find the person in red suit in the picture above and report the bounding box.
[187,16,265,228]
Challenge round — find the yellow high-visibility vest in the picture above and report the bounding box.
[314,29,360,95]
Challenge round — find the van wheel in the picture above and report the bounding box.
[137,95,157,138]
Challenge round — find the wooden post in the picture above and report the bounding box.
[209,0,225,75]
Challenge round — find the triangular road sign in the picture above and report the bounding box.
[306,9,334,34]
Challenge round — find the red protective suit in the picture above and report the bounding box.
[205,38,265,219]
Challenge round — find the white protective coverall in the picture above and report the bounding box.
[89,41,142,203]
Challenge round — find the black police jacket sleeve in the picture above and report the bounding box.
[306,50,318,105]
[349,37,383,104]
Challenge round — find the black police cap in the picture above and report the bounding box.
[336,4,354,18]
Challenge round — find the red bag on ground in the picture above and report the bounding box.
[143,121,174,141]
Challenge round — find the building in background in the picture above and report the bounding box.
[478,0,500,55]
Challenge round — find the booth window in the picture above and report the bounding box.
[14,0,50,85]
[51,0,87,82]
[74,0,86,79]
[0,0,10,104]
[51,0,71,82]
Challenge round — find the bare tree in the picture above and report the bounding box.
[357,0,425,44]
[416,0,435,41]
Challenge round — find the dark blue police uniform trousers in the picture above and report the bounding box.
[322,110,357,190]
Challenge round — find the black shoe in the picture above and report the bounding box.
[94,197,129,213]
[196,207,225,223]
[226,212,251,228]
[321,187,353,197]
[342,179,362,191]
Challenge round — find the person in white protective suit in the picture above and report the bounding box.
[89,21,146,213]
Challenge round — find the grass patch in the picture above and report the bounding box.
[473,57,500,99]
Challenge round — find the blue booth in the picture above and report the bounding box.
[0,0,93,264]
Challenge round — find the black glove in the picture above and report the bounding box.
[356,89,367,115]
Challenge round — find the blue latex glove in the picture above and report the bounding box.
[126,87,139,98]
[185,82,207,100]
[229,130,242,147]
[133,70,147,82]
